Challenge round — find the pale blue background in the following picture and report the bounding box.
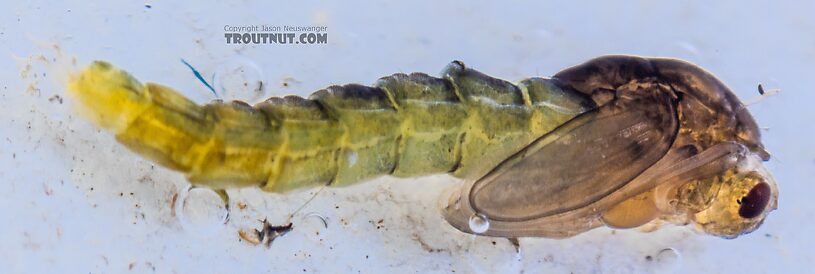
[1,1,812,273]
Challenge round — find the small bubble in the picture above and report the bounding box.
[302,212,328,229]
[468,213,490,234]
[656,248,681,268]
[213,57,266,102]
[176,186,228,237]
[346,151,358,167]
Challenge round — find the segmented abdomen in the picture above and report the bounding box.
[69,61,593,193]
[251,61,593,192]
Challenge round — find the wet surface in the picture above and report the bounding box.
[1,1,812,273]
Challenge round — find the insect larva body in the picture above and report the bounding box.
[69,56,778,239]
[71,61,590,193]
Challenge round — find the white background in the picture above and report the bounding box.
[1,1,813,273]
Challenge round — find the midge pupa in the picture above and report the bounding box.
[68,55,777,239]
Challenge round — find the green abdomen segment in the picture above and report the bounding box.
[256,62,593,192]
[69,61,593,193]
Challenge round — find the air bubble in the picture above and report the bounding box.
[346,151,358,167]
[647,247,682,273]
[175,186,229,237]
[656,248,681,265]
[468,213,490,234]
[212,57,266,102]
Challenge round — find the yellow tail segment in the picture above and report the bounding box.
[68,61,151,133]
[68,61,592,193]
[68,61,278,189]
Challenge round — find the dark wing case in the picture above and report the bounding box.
[442,57,682,237]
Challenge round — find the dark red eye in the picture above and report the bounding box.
[738,182,772,219]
